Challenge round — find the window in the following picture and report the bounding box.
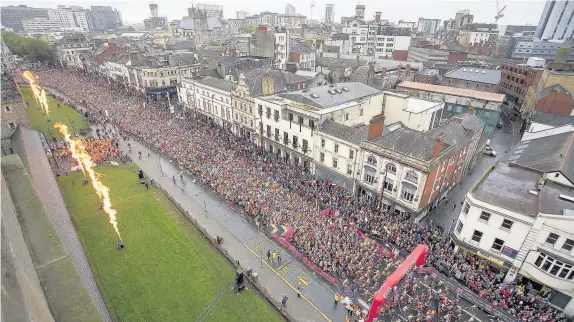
[366,155,377,165]
[501,219,513,230]
[472,230,483,243]
[345,113,349,121]
[321,138,325,148]
[5,106,10,112]
[266,107,271,119]
[535,252,574,279]
[320,152,325,162]
[349,150,354,160]
[347,164,353,175]
[359,109,363,116]
[386,163,396,174]
[302,139,308,153]
[333,158,338,169]
[462,203,470,215]
[404,171,418,183]
[363,166,376,184]
[400,182,417,203]
[274,110,279,121]
[9,122,16,129]
[546,233,559,246]
[383,177,394,191]
[266,125,271,137]
[298,116,304,124]
[292,136,298,149]
[288,113,293,122]
[309,120,315,129]
[492,238,504,251]
[274,128,280,141]
[479,211,491,223]
[334,144,339,153]
[283,132,288,144]
[456,221,463,234]
[562,239,574,252]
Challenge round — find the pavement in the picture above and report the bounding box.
[116,134,347,322]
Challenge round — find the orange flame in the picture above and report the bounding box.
[23,70,49,117]
[54,122,121,240]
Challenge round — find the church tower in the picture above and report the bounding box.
[190,8,209,49]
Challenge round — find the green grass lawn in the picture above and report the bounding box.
[21,87,91,140]
[58,165,282,322]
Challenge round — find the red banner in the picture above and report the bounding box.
[272,234,338,286]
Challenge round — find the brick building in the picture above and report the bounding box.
[499,61,544,110]
[1,72,29,155]
[535,84,574,116]
[441,67,501,93]
[357,113,484,218]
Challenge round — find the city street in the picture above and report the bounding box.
[421,107,522,232]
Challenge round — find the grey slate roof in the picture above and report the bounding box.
[370,127,448,161]
[538,84,573,100]
[281,71,308,85]
[278,82,381,109]
[290,41,314,54]
[444,67,501,85]
[319,119,368,145]
[428,121,470,150]
[417,68,440,76]
[198,76,237,92]
[243,68,289,97]
[510,131,574,183]
[531,112,574,127]
[459,113,485,134]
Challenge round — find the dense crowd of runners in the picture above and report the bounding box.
[37,68,567,322]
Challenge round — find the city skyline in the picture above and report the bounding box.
[2,0,546,26]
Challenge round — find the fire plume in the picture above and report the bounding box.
[54,122,121,240]
[23,70,49,117]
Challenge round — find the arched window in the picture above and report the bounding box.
[400,182,417,202]
[386,163,396,174]
[404,170,418,183]
[367,155,377,165]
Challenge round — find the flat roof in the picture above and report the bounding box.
[473,162,574,217]
[444,67,501,85]
[472,163,540,216]
[404,97,442,113]
[397,81,506,103]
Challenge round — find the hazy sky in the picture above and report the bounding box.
[4,0,547,26]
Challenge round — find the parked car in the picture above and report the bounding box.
[484,146,497,157]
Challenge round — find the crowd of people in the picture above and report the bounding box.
[37,68,567,322]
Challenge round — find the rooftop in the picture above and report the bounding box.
[530,112,574,127]
[397,81,506,103]
[319,119,368,145]
[417,68,440,76]
[278,82,381,109]
[472,162,540,216]
[472,162,574,217]
[444,67,501,85]
[370,126,449,161]
[197,76,236,92]
[508,130,574,184]
[404,97,442,113]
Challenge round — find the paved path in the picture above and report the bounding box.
[119,136,346,322]
[16,127,111,322]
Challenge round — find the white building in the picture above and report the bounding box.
[22,18,61,33]
[56,41,92,69]
[535,0,574,40]
[236,11,249,19]
[382,91,444,132]
[341,18,369,55]
[416,18,441,35]
[453,127,574,316]
[285,4,296,15]
[256,82,384,173]
[274,29,290,69]
[48,7,91,31]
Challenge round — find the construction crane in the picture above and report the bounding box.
[310,0,315,22]
[495,0,506,23]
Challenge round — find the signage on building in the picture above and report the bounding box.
[477,250,505,266]
[501,246,518,259]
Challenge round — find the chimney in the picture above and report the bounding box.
[405,64,411,77]
[368,114,385,140]
[301,23,307,38]
[375,12,381,22]
[432,132,444,158]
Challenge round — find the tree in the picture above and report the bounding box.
[243,25,256,33]
[1,31,57,64]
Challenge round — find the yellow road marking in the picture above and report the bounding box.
[243,242,332,322]
[297,274,311,289]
